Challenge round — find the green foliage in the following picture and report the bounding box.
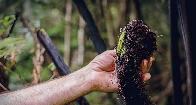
[48,62,56,71]
[0,15,15,34]
[0,15,15,27]
[40,66,52,82]
[0,37,26,58]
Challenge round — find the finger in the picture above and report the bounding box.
[143,73,151,81]
[147,57,154,70]
[141,57,154,73]
[105,50,116,57]
[104,58,116,72]
[140,59,148,73]
[105,63,116,72]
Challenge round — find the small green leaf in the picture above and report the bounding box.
[2,15,16,28]
[48,63,56,71]
[4,15,15,21]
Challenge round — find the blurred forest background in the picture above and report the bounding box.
[0,0,189,105]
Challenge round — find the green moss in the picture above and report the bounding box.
[117,31,126,55]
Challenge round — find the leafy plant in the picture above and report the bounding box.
[0,15,16,35]
[0,37,26,58]
[116,20,157,105]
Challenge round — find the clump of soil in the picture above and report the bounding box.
[115,20,157,105]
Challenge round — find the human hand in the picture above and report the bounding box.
[140,57,154,81]
[87,50,153,92]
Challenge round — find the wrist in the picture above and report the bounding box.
[84,63,100,91]
[79,65,96,92]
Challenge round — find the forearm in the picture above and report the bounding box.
[0,66,93,105]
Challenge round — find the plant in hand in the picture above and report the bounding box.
[116,20,157,105]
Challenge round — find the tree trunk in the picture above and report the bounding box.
[77,17,85,65]
[64,0,72,66]
[116,0,126,28]
[73,0,106,54]
[133,0,143,20]
[169,0,183,104]
[102,0,115,48]
[114,0,130,39]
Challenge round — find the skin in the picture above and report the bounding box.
[0,50,152,105]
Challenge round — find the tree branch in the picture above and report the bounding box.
[73,0,106,54]
[37,29,89,105]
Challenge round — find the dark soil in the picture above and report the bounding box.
[116,20,157,105]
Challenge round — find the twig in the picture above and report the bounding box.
[19,13,39,43]
[0,83,8,91]
[8,12,20,35]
